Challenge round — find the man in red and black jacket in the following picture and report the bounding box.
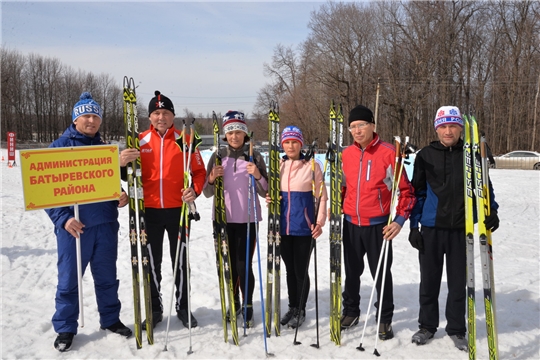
[340,105,416,340]
[121,91,206,330]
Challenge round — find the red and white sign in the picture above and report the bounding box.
[7,132,16,162]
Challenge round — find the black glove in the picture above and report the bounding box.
[484,209,499,232]
[408,228,424,252]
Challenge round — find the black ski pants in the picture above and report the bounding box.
[417,226,466,336]
[225,222,256,306]
[342,220,394,323]
[280,234,313,311]
[145,207,190,314]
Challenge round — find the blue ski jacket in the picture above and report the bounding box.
[279,153,327,236]
[45,124,122,333]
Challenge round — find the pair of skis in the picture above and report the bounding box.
[463,115,499,360]
[328,101,344,346]
[265,102,282,338]
[212,112,240,346]
[123,76,153,349]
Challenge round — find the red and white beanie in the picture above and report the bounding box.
[434,106,463,130]
[222,110,248,135]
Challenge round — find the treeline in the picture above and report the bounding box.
[2,1,539,154]
[253,1,540,154]
[0,47,228,145]
[0,49,138,143]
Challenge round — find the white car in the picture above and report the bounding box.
[493,150,540,170]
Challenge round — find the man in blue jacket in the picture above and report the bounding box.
[45,92,132,352]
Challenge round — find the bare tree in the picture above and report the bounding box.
[1,48,31,141]
[3,1,540,153]
[255,0,540,153]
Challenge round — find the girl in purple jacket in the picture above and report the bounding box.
[203,111,268,327]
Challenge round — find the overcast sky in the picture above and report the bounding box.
[2,1,326,116]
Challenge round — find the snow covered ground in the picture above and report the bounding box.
[1,148,539,359]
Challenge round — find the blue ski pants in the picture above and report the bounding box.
[52,222,121,334]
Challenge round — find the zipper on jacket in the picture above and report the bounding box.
[447,145,462,228]
[159,130,167,208]
[234,147,238,172]
[229,145,246,173]
[355,149,364,225]
[366,160,372,181]
[449,146,455,227]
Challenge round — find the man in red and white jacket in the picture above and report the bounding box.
[121,91,206,330]
[340,105,415,341]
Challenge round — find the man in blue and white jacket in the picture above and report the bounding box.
[45,92,131,352]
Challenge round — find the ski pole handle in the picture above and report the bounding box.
[188,202,200,221]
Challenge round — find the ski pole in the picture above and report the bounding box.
[74,204,84,328]
[294,142,328,348]
[164,119,196,352]
[373,137,408,357]
[310,226,320,349]
[243,132,255,336]
[355,235,387,353]
[184,119,195,355]
[251,171,274,357]
[311,156,328,349]
[292,142,317,345]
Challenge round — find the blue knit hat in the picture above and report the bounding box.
[72,92,102,122]
[281,125,304,147]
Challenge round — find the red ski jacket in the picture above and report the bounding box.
[139,125,206,209]
[342,133,415,227]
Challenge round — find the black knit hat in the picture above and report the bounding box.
[148,91,175,115]
[348,105,374,124]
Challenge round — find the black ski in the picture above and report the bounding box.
[470,115,499,360]
[265,101,281,337]
[463,114,476,359]
[123,76,153,348]
[328,101,343,345]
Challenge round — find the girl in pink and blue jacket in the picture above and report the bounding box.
[276,126,327,329]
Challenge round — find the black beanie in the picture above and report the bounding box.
[348,105,374,124]
[148,91,175,115]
